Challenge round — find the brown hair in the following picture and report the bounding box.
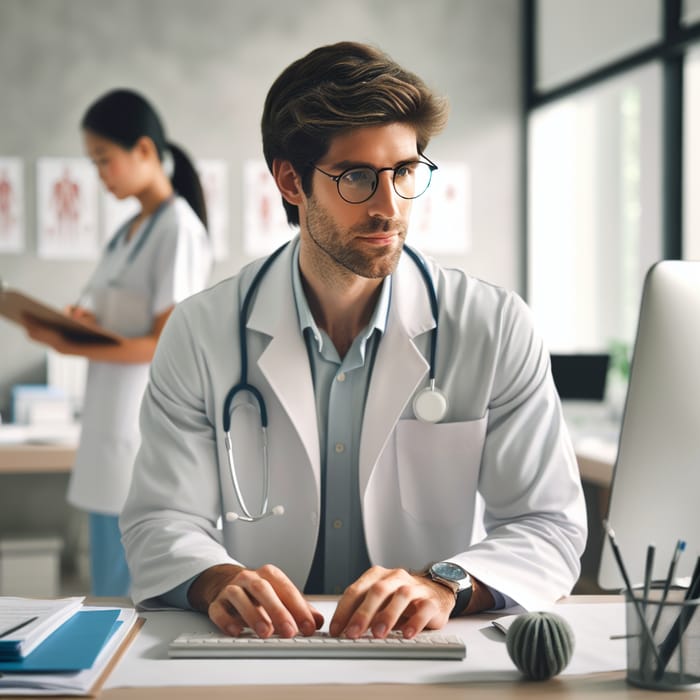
[261,42,449,226]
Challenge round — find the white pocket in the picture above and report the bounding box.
[395,416,487,525]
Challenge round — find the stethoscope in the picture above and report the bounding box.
[223,242,448,523]
[73,197,175,311]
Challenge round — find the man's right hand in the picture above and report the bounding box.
[187,563,324,638]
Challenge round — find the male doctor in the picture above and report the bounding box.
[121,41,587,641]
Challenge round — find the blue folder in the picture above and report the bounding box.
[0,609,120,673]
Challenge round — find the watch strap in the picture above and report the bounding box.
[450,584,473,618]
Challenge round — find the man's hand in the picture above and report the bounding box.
[330,565,495,639]
[188,563,324,639]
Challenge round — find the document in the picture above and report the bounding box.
[0,284,123,345]
[0,597,83,660]
[0,607,141,696]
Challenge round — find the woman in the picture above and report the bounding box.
[23,89,213,596]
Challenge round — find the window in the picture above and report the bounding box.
[536,0,661,91]
[684,45,700,258]
[528,65,662,352]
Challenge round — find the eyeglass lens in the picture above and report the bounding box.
[338,162,434,203]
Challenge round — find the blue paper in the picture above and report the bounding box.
[0,609,120,673]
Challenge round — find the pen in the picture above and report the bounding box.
[654,555,700,680]
[602,520,662,667]
[650,539,685,636]
[0,616,38,639]
[638,543,656,679]
[643,544,655,609]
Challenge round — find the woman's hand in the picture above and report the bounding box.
[21,314,71,353]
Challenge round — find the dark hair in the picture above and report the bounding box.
[81,89,208,229]
[261,41,449,226]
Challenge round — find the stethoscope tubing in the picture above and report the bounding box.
[223,241,440,523]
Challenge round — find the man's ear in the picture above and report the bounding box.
[272,159,304,206]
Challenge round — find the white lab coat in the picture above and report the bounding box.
[121,238,587,611]
[68,197,212,514]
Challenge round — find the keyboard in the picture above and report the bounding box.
[168,630,466,660]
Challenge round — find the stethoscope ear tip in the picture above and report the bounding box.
[225,512,239,522]
[271,505,285,516]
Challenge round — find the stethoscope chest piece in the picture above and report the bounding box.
[413,381,448,423]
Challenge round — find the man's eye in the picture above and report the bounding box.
[343,169,374,187]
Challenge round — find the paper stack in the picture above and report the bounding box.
[0,596,140,696]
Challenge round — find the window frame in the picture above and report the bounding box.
[522,0,700,297]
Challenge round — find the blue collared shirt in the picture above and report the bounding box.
[291,243,391,594]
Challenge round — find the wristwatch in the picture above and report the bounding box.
[425,561,473,618]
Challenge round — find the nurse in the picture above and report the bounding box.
[21,89,213,596]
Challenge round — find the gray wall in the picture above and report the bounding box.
[0,0,522,418]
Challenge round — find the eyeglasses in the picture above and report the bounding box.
[313,156,438,204]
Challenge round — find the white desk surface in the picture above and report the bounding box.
[57,596,694,699]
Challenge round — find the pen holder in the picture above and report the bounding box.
[624,587,700,691]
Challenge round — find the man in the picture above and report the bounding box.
[121,42,586,641]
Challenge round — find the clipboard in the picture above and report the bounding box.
[0,284,123,345]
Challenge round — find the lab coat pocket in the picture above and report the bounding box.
[395,417,487,526]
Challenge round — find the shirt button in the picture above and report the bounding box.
[333,519,343,529]
[335,442,345,453]
[336,372,346,382]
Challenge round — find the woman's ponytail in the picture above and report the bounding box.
[167,141,208,231]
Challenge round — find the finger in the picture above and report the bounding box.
[232,565,321,637]
[332,568,404,638]
[329,568,385,636]
[307,604,325,631]
[255,565,321,637]
[372,583,449,639]
[208,592,260,637]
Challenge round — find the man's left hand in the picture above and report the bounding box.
[329,566,456,639]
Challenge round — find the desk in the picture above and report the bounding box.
[0,443,76,474]
[83,596,697,699]
[0,442,84,596]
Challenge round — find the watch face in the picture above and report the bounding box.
[431,561,468,582]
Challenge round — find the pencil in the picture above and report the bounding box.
[602,520,662,667]
[0,616,38,639]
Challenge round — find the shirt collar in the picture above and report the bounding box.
[291,240,392,354]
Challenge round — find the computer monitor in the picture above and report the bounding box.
[598,260,700,590]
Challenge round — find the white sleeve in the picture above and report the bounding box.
[455,294,587,611]
[119,304,237,606]
[151,211,212,315]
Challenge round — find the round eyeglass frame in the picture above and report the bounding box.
[312,155,438,204]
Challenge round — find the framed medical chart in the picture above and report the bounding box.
[243,159,293,257]
[197,158,230,261]
[37,157,100,260]
[0,157,24,253]
[409,162,471,255]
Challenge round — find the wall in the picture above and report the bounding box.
[0,0,522,417]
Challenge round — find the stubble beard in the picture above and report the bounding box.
[304,201,406,280]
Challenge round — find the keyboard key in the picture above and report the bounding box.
[168,630,466,660]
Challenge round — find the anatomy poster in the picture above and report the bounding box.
[408,162,471,255]
[243,159,293,257]
[37,158,99,259]
[0,158,24,253]
[197,158,229,261]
